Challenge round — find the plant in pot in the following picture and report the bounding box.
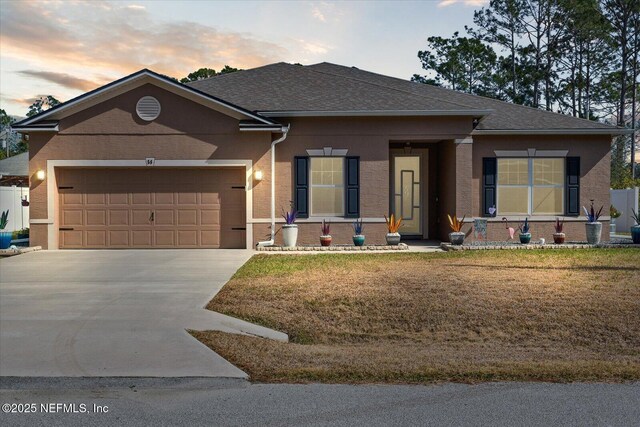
[281,208,298,248]
[518,218,531,244]
[447,214,466,245]
[583,200,604,244]
[384,214,402,245]
[630,208,640,244]
[553,218,565,244]
[320,219,332,246]
[0,210,11,250]
[352,218,365,246]
[609,205,621,234]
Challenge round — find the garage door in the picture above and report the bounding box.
[57,168,246,249]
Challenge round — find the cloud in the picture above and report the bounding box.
[298,40,331,55]
[126,4,145,10]
[17,70,104,91]
[311,6,326,22]
[0,1,289,80]
[437,0,488,7]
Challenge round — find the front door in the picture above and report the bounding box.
[392,155,422,236]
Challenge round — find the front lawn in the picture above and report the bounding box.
[192,249,640,383]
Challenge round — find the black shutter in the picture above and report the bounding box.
[482,157,497,217]
[294,156,309,218]
[345,156,360,218]
[565,157,580,216]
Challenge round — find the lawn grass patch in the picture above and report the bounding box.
[195,249,640,384]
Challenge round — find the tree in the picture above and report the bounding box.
[179,66,240,83]
[415,32,497,95]
[0,109,20,159]
[470,0,527,102]
[26,95,60,118]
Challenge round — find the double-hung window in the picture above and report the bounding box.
[309,157,344,216]
[497,158,564,215]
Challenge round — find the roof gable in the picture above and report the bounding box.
[12,69,277,131]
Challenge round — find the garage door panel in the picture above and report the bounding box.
[108,210,129,225]
[132,230,153,247]
[86,193,106,205]
[108,230,130,246]
[62,210,83,226]
[60,230,83,248]
[154,230,175,246]
[177,210,198,226]
[86,210,107,226]
[154,210,175,225]
[154,192,175,205]
[132,209,152,225]
[132,192,152,205]
[58,168,245,249]
[86,230,107,247]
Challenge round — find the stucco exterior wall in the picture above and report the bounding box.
[26,81,613,248]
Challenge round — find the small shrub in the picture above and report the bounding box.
[447,214,466,232]
[384,214,402,233]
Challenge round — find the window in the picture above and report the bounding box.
[497,158,564,215]
[310,157,344,216]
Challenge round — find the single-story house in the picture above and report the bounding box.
[0,152,29,187]
[12,62,631,249]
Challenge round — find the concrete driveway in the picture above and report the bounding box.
[0,250,282,378]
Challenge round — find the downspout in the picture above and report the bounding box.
[257,124,290,247]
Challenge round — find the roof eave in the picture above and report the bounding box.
[473,128,633,135]
[12,124,59,133]
[258,109,492,118]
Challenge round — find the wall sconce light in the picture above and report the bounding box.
[254,170,263,181]
[36,169,46,180]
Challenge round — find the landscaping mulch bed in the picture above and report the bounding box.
[194,249,640,384]
[256,243,409,251]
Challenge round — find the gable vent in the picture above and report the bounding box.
[136,96,161,121]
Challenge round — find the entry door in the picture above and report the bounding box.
[392,155,422,235]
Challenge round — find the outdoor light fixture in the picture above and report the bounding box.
[254,170,263,181]
[36,169,46,180]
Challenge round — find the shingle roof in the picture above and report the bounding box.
[188,62,625,132]
[0,152,28,177]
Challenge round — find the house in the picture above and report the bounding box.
[12,62,631,249]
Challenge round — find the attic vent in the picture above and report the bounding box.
[136,96,161,121]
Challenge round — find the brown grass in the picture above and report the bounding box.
[192,250,640,383]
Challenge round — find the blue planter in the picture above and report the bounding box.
[353,235,365,246]
[0,231,12,249]
[519,233,531,244]
[631,225,640,244]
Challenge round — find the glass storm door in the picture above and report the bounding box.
[393,155,421,235]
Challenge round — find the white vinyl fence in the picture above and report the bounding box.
[0,186,29,232]
[610,187,639,233]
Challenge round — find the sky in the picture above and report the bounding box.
[0,0,487,117]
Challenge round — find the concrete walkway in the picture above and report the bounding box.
[1,378,638,426]
[0,250,284,378]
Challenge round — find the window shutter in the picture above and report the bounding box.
[345,156,360,218]
[565,157,580,216]
[294,156,309,218]
[482,157,497,217]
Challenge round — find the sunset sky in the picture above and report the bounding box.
[0,0,486,117]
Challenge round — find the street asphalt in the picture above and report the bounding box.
[0,378,638,426]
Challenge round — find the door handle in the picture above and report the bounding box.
[149,211,155,222]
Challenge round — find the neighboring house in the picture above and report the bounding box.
[0,152,30,232]
[12,63,630,249]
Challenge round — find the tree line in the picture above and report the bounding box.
[412,0,639,187]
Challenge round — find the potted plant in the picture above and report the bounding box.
[631,208,640,244]
[583,200,604,244]
[320,219,332,246]
[553,218,565,244]
[281,208,298,248]
[0,210,11,250]
[352,218,365,246]
[447,214,466,245]
[610,205,621,234]
[518,218,531,244]
[384,214,402,245]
